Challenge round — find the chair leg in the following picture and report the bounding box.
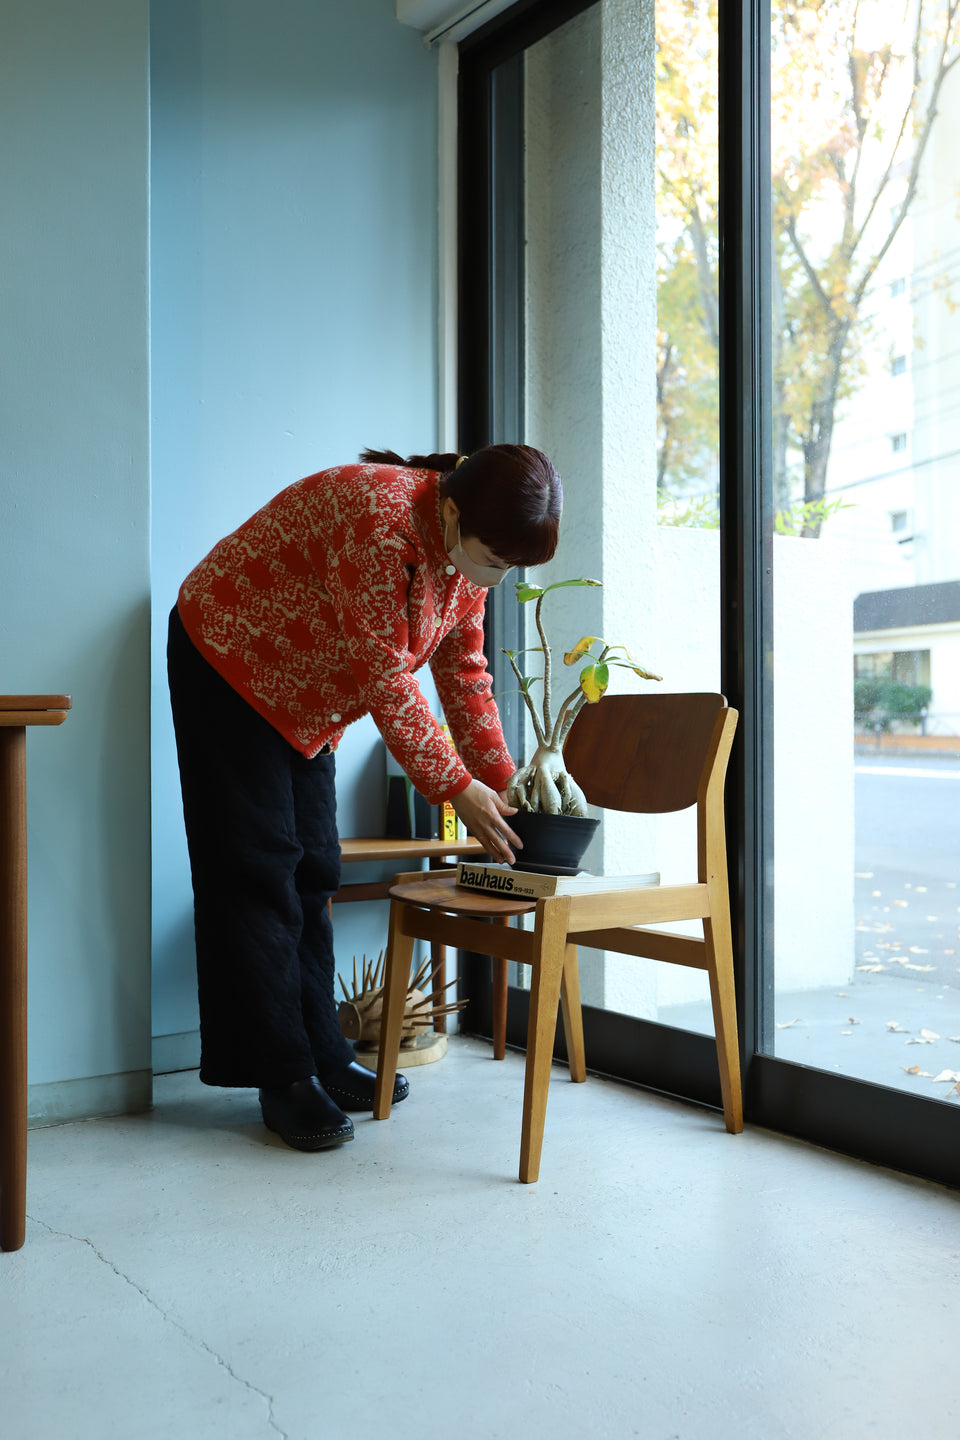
[704,905,743,1134]
[559,944,586,1083]
[492,924,509,1060]
[519,898,571,1184]
[374,903,415,1120]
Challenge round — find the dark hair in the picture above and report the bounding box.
[359,444,562,567]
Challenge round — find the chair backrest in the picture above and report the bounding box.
[563,692,729,814]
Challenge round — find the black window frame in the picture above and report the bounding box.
[455,0,960,1190]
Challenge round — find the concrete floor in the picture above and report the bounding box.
[3,1036,959,1440]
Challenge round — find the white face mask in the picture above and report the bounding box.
[447,520,514,588]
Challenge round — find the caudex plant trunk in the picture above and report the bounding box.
[500,579,661,817]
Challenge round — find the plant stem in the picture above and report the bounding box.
[551,686,586,747]
[507,650,546,748]
[535,591,553,735]
[554,645,612,747]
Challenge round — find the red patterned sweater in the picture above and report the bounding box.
[177,463,516,804]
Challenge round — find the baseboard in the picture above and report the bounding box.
[27,1069,153,1130]
[152,1029,201,1075]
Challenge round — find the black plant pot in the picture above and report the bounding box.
[509,811,600,876]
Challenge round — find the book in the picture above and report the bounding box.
[455,861,660,900]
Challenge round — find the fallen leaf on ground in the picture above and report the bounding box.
[908,946,929,954]
[776,1018,802,1029]
[902,1066,934,1076]
[931,1070,960,1084]
[871,890,882,897]
[857,964,886,973]
[893,900,909,908]
[915,886,928,893]
[886,1021,909,1032]
[948,1037,960,1044]
[847,1017,861,1024]
[906,1029,940,1045]
[841,1030,853,1036]
[904,963,936,972]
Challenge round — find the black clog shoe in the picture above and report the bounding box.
[320,1060,410,1112]
[259,1076,355,1151]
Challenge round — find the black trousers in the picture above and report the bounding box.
[167,606,355,1088]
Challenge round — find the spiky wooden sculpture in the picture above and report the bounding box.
[337,951,466,1049]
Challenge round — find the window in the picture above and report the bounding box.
[459,0,960,1192]
[890,277,906,297]
[892,354,906,376]
[854,650,930,686]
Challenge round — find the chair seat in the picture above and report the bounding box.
[389,874,536,918]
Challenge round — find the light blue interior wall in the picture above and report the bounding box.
[0,2,152,1114]
[150,0,440,1061]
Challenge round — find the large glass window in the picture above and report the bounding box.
[486,0,722,1031]
[459,0,960,1185]
[767,0,960,1103]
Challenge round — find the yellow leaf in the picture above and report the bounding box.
[578,662,609,703]
[563,636,600,665]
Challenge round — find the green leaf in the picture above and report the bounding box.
[539,577,602,595]
[514,582,544,603]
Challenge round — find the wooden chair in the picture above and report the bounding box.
[373,692,741,1183]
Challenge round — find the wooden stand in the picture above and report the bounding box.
[0,695,71,1253]
[335,836,483,1034]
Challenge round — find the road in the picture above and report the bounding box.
[855,755,960,991]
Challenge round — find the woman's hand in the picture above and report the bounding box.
[451,780,523,865]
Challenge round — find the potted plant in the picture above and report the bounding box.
[498,578,662,873]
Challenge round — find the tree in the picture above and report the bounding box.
[656,0,960,534]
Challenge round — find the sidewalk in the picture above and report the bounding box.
[856,733,960,758]
[660,972,960,1103]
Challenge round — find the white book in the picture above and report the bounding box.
[455,861,660,900]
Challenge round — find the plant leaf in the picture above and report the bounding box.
[606,658,664,681]
[579,661,609,703]
[539,577,602,595]
[514,583,544,603]
[563,636,600,665]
